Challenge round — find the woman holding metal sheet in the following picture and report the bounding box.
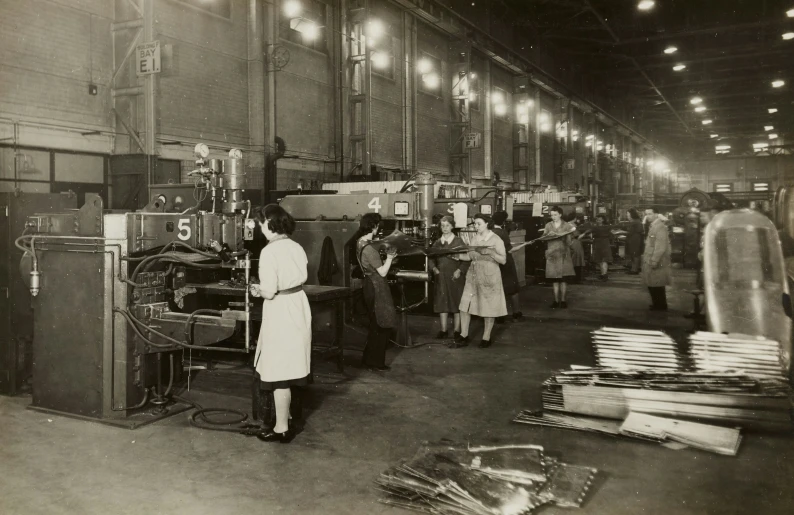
[249,204,311,443]
[454,213,508,349]
[356,213,398,371]
[544,206,576,308]
[431,216,470,340]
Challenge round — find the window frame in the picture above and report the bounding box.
[713,182,734,193]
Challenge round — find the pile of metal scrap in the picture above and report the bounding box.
[689,331,786,379]
[513,410,742,455]
[376,442,597,514]
[536,368,793,431]
[592,327,683,370]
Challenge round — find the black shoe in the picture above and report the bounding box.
[435,330,448,339]
[453,331,461,340]
[256,428,295,443]
[550,301,559,309]
[450,335,469,348]
[560,301,568,309]
[513,312,523,320]
[478,339,492,348]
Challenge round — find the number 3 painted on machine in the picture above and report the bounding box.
[367,197,382,213]
[177,218,192,241]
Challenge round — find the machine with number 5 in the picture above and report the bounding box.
[16,145,256,427]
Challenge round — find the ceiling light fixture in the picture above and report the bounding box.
[710,134,719,138]
[783,32,794,40]
[765,125,774,131]
[664,46,678,54]
[769,133,778,139]
[769,108,778,114]
[715,145,731,151]
[695,106,706,112]
[690,97,703,105]
[673,64,686,71]
[702,119,712,125]
[772,80,785,88]
[753,142,769,151]
[283,0,302,18]
[638,0,655,11]
[788,8,794,17]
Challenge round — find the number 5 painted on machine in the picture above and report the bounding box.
[367,197,382,213]
[177,218,192,241]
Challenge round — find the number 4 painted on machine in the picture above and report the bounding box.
[367,197,382,213]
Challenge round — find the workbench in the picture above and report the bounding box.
[186,282,351,372]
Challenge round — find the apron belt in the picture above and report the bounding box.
[276,284,304,295]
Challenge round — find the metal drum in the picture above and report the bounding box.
[222,158,246,212]
[703,208,791,375]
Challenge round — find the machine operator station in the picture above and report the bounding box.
[1,1,793,514]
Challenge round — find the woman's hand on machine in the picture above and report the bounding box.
[249,281,262,297]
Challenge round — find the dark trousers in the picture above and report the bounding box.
[648,287,668,309]
[630,256,641,273]
[574,266,583,283]
[363,314,392,367]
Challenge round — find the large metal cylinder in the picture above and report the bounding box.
[222,158,246,212]
[703,208,791,375]
[415,173,436,229]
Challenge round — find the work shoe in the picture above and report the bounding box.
[560,301,568,309]
[550,301,559,309]
[449,334,469,348]
[478,339,492,348]
[435,330,448,339]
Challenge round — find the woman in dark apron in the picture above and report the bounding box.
[356,213,398,371]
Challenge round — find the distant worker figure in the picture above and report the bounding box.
[544,206,576,308]
[491,211,523,320]
[581,215,613,281]
[625,208,644,275]
[431,216,470,340]
[642,207,672,311]
[569,219,586,284]
[455,213,508,349]
[356,213,398,371]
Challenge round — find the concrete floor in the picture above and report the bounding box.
[1,270,793,515]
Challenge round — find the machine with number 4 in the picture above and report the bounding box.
[16,145,256,428]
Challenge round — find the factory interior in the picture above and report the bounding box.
[2,0,794,514]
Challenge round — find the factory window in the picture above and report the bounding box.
[280,0,327,53]
[0,145,108,206]
[371,31,395,81]
[417,52,442,95]
[173,0,232,19]
[713,183,733,193]
[492,86,510,120]
[752,181,771,192]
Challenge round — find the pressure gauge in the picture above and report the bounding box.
[194,143,210,159]
[229,148,243,159]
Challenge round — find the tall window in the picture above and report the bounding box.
[280,0,327,53]
[417,52,442,95]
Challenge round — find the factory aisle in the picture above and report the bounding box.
[1,269,792,515]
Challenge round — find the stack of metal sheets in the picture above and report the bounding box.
[592,327,683,370]
[539,368,793,431]
[689,331,785,379]
[376,442,597,514]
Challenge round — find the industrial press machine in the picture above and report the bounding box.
[16,145,257,427]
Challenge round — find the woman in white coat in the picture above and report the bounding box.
[250,204,312,443]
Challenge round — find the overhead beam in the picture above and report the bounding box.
[612,19,792,46]
[582,0,690,136]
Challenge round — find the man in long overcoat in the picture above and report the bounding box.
[642,207,672,311]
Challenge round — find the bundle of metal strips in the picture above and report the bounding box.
[375,442,598,514]
[592,327,683,370]
[689,331,786,379]
[538,368,792,431]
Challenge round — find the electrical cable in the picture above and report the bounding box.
[184,309,223,347]
[172,395,251,434]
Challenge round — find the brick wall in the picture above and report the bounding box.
[370,3,404,169]
[156,0,250,147]
[416,22,449,174]
[0,0,113,138]
[491,65,514,183]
